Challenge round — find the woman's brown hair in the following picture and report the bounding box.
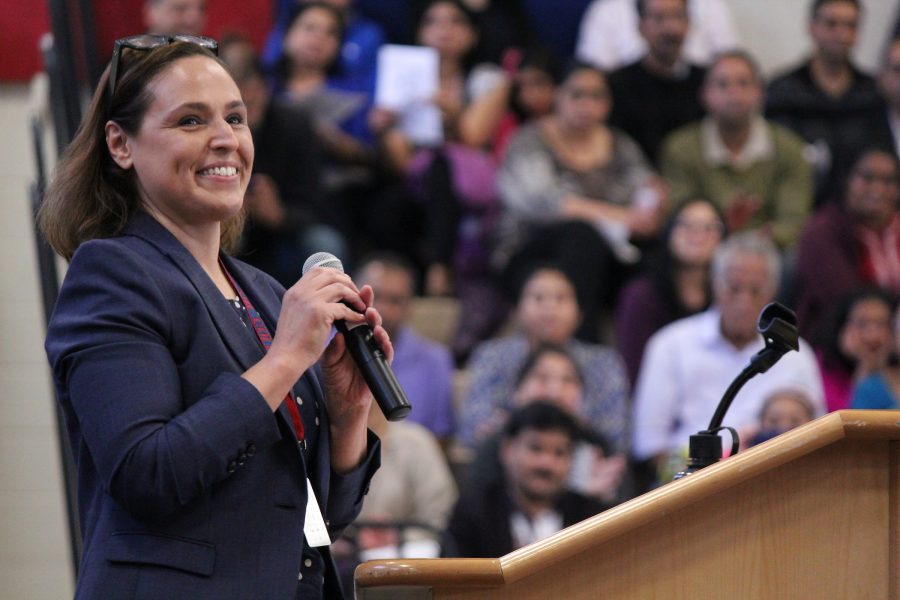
[38,41,244,260]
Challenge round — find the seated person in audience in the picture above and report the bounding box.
[442,0,537,65]
[369,0,514,361]
[275,2,376,153]
[660,50,813,249]
[576,0,738,72]
[354,252,456,445]
[852,299,900,410]
[219,37,348,286]
[332,399,457,589]
[794,147,900,337]
[464,344,629,505]
[372,0,511,296]
[766,0,885,208]
[495,61,666,341]
[263,0,385,90]
[143,0,206,36]
[877,37,900,159]
[746,388,816,447]
[615,198,725,386]
[814,288,895,412]
[606,0,707,164]
[493,46,561,161]
[459,265,630,455]
[632,232,825,481]
[444,402,606,558]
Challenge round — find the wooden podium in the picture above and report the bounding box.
[355,410,900,599]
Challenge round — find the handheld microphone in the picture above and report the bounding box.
[302,252,412,421]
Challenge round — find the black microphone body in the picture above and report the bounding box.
[303,253,412,421]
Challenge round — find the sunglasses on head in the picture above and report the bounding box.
[107,34,218,113]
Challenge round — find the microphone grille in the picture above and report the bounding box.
[302,252,345,275]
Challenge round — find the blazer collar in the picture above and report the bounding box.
[123,211,266,372]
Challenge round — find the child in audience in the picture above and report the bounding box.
[748,389,816,446]
[815,288,895,412]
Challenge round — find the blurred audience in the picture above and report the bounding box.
[632,232,824,481]
[364,0,513,362]
[794,147,900,337]
[614,199,725,386]
[660,50,812,249]
[354,253,456,444]
[607,0,707,164]
[143,0,206,35]
[463,343,629,505]
[495,62,665,341]
[458,266,630,456]
[444,402,606,557]
[766,0,885,207]
[814,288,895,412]
[576,0,738,72]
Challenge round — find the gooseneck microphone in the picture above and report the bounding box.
[302,252,412,421]
[674,302,800,480]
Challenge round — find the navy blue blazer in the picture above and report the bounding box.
[45,212,379,599]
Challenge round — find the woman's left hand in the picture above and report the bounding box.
[319,284,393,433]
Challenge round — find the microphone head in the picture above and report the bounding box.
[302,252,344,276]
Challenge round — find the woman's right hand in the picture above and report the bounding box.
[242,267,368,411]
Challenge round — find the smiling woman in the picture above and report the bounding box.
[38,37,384,600]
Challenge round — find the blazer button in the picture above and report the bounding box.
[226,459,238,473]
[246,443,256,456]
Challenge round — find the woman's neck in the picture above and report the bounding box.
[673,264,709,312]
[289,66,326,97]
[143,205,233,297]
[550,115,602,143]
[439,58,463,81]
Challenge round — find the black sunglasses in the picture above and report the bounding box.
[107,34,219,113]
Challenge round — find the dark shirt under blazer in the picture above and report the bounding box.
[45,212,380,599]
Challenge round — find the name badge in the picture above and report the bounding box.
[304,478,331,547]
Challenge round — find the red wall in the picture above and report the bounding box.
[0,0,273,83]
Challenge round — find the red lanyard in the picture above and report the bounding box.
[220,259,305,442]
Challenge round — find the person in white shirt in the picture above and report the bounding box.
[631,231,825,474]
[575,0,739,72]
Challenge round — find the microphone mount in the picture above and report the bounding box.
[674,302,799,480]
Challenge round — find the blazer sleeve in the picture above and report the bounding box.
[46,241,283,522]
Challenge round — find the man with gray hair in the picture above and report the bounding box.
[631,231,824,479]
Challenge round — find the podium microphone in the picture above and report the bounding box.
[302,252,412,421]
[674,302,799,479]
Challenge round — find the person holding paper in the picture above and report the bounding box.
[372,0,511,297]
[39,36,382,599]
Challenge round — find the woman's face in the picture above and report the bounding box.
[839,297,893,365]
[845,151,900,228]
[555,69,611,131]
[110,55,253,231]
[417,2,476,62]
[517,269,581,345]
[283,7,342,71]
[669,201,724,266]
[513,351,584,416]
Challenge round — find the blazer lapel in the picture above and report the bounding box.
[123,213,264,372]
